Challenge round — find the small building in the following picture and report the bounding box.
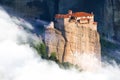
[55,10,97,31]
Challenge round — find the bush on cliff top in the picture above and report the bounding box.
[34,43,48,59]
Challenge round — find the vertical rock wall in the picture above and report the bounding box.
[62,21,101,66]
[44,18,101,68]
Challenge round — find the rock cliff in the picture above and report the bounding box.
[43,22,65,62]
[1,0,120,63]
[112,0,120,41]
[46,0,120,42]
[1,0,120,42]
[62,22,101,65]
[43,12,101,67]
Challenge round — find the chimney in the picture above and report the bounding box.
[91,12,94,15]
[68,10,72,15]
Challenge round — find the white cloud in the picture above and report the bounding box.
[0,6,120,80]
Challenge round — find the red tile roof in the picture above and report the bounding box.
[55,12,93,18]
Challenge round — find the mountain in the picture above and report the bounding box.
[0,0,120,63]
[43,11,101,70]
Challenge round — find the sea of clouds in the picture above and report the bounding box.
[0,6,120,80]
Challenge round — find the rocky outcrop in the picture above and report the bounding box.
[112,0,120,41]
[98,0,120,41]
[46,0,120,42]
[1,0,120,66]
[2,0,120,42]
[44,23,65,62]
[62,22,101,65]
[43,11,101,67]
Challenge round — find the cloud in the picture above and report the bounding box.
[0,6,120,80]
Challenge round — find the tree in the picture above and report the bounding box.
[49,52,58,62]
[34,43,48,59]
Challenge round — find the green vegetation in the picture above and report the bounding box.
[34,43,78,69]
[34,43,48,59]
[59,62,74,69]
[34,43,58,61]
[49,52,58,62]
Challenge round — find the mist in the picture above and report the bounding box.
[0,6,120,80]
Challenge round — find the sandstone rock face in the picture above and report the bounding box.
[44,13,101,68]
[63,22,101,65]
[44,28,65,62]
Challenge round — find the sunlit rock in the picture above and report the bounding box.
[44,10,101,70]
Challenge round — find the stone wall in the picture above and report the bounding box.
[44,18,101,67]
[63,20,101,65]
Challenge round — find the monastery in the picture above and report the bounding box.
[44,10,101,70]
[55,10,97,31]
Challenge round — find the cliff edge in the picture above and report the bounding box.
[43,11,101,69]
